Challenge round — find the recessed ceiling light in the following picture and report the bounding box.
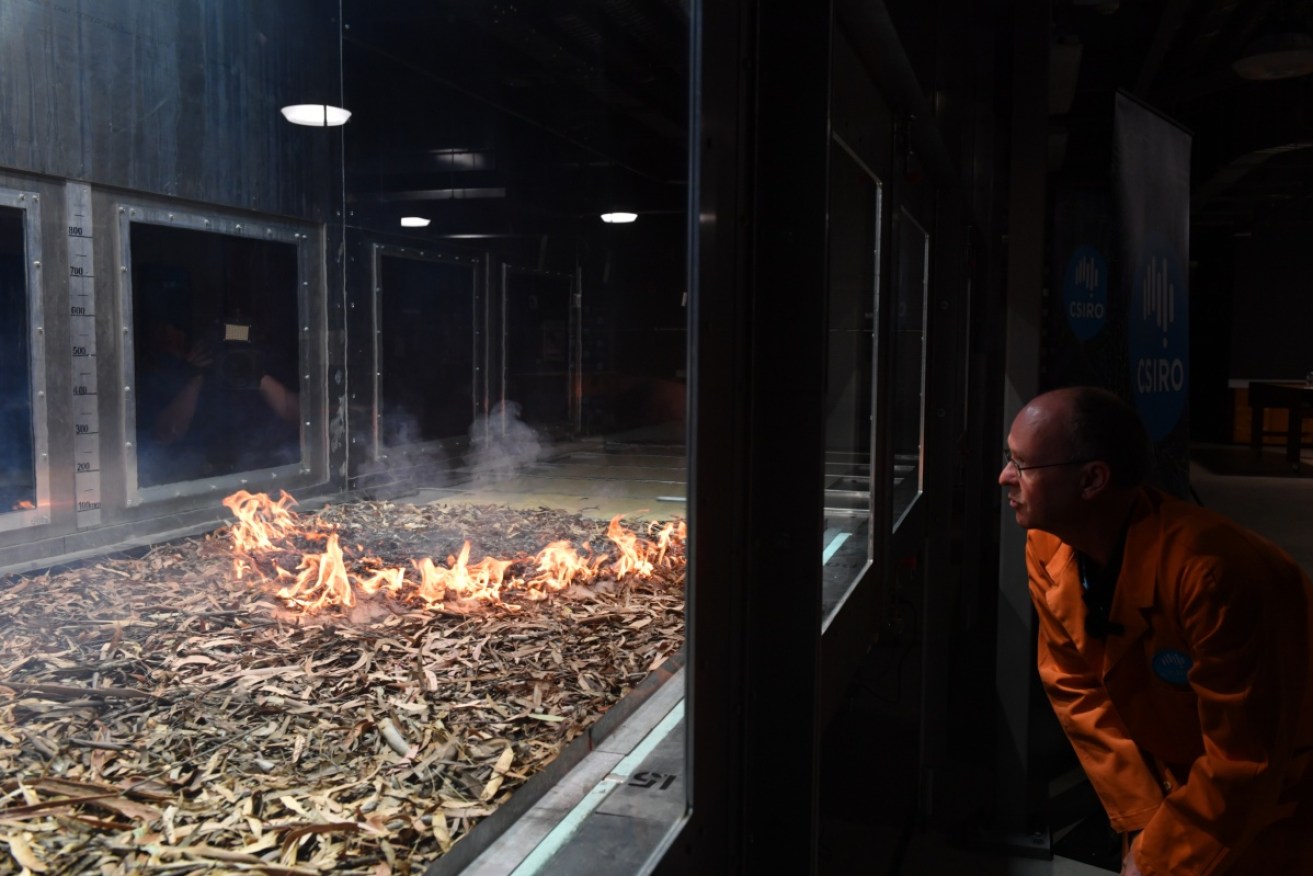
[400,216,431,227]
[600,212,638,224]
[280,104,352,127]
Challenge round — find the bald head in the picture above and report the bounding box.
[1025,386,1150,488]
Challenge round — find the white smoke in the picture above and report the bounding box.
[357,408,451,492]
[467,401,544,484]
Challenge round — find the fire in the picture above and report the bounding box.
[221,491,685,614]
[222,490,300,551]
[527,540,600,595]
[412,542,515,605]
[276,531,354,612]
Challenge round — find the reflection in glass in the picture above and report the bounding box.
[0,206,34,512]
[131,224,301,487]
[891,209,929,526]
[378,254,476,446]
[822,137,881,619]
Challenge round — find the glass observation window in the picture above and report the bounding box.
[891,207,929,527]
[502,265,578,438]
[821,134,882,622]
[340,0,690,871]
[126,218,302,490]
[0,0,695,871]
[375,250,479,450]
[0,201,41,524]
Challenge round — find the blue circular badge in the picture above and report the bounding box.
[1062,244,1108,341]
[1152,649,1193,685]
[1129,234,1189,440]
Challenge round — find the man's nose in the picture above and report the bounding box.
[998,464,1016,487]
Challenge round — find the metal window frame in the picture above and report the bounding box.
[891,205,930,534]
[0,188,50,534]
[116,202,322,506]
[497,262,582,438]
[368,242,486,460]
[657,1,833,872]
[822,131,884,631]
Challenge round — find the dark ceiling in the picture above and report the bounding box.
[340,0,1313,239]
[1052,0,1313,231]
[341,0,689,241]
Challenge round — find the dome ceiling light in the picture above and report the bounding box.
[280,104,352,127]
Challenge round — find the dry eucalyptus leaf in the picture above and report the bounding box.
[0,499,685,874]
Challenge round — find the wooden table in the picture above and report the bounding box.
[1248,381,1313,468]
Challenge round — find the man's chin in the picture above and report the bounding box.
[1006,499,1038,530]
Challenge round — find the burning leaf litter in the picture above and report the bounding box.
[220,491,685,615]
[0,495,686,874]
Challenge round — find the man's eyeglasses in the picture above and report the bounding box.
[1002,449,1097,475]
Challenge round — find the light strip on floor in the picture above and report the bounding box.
[510,700,686,876]
[823,531,851,565]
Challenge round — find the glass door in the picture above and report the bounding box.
[822,134,882,624]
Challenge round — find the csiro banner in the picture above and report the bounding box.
[1114,92,1191,493]
[1063,243,1109,342]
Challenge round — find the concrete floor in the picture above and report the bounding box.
[412,437,688,524]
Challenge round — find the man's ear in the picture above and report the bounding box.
[1079,460,1113,498]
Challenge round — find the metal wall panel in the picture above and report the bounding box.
[0,1,344,572]
[0,0,340,221]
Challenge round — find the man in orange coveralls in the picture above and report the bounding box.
[1001,386,1313,876]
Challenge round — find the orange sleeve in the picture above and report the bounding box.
[1027,537,1165,831]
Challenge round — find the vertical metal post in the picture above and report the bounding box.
[657,0,831,872]
[994,0,1050,846]
[369,243,384,460]
[570,264,583,436]
[479,253,492,423]
[499,263,509,438]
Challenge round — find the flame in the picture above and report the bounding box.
[12,499,35,511]
[221,491,685,615]
[537,540,598,587]
[411,542,515,605]
[357,563,406,597]
[222,490,300,552]
[652,520,687,567]
[607,515,656,579]
[277,532,354,611]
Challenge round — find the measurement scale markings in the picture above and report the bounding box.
[66,183,102,527]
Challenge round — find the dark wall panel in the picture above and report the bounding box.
[1230,227,1313,380]
[0,0,339,220]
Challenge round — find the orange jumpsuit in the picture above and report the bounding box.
[1027,487,1313,875]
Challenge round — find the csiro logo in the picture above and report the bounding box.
[1063,244,1108,341]
[1152,648,1193,685]
[1129,235,1189,440]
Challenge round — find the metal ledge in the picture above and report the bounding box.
[427,658,687,876]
